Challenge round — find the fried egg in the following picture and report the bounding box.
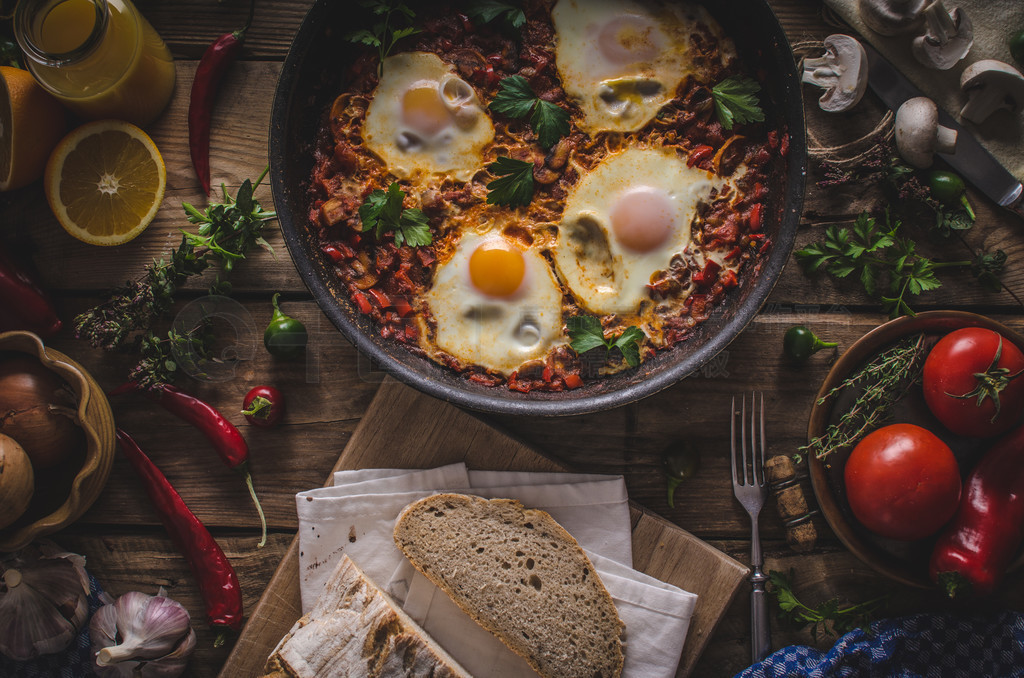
[552,0,713,133]
[423,231,565,374]
[553,147,722,315]
[363,52,494,182]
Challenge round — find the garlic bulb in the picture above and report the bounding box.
[0,540,90,660]
[90,589,196,677]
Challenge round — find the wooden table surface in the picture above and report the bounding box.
[4,1,1024,676]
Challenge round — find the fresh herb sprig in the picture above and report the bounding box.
[770,569,886,641]
[74,168,277,353]
[357,182,432,247]
[344,0,420,74]
[464,0,525,29]
[568,315,645,368]
[797,333,927,462]
[485,156,535,207]
[795,211,1002,318]
[490,75,571,148]
[711,76,765,130]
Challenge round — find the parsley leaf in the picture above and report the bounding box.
[358,182,432,247]
[344,0,420,74]
[567,315,645,368]
[769,569,886,642]
[465,0,526,29]
[490,75,571,148]
[794,210,997,319]
[711,76,765,130]
[486,157,535,207]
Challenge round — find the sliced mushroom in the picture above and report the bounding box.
[911,1,973,70]
[801,35,869,113]
[959,59,1024,124]
[895,97,957,168]
[858,0,928,36]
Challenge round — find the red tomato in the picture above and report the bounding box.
[923,328,1024,438]
[844,423,961,541]
[241,385,285,427]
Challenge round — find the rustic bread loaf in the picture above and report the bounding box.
[261,554,472,678]
[393,493,625,678]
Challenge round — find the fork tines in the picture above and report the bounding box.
[731,392,767,489]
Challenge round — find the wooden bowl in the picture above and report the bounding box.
[0,331,116,552]
[807,311,1024,588]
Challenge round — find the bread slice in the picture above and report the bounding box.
[261,554,472,678]
[393,493,624,678]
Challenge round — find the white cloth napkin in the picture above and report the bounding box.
[823,0,1024,181]
[295,467,697,678]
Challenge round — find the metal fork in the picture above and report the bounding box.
[731,393,771,665]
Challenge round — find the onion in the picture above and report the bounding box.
[0,434,34,530]
[0,354,85,470]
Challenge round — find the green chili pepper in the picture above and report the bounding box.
[1010,30,1024,66]
[927,171,975,221]
[664,443,700,508]
[264,293,308,359]
[0,38,22,69]
[783,325,838,365]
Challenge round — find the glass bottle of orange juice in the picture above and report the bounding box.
[14,0,175,127]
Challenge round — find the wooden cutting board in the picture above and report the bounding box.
[219,377,748,677]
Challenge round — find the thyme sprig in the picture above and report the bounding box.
[798,333,927,462]
[74,168,277,386]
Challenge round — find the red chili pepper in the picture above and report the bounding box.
[113,383,267,548]
[564,374,584,389]
[687,144,714,168]
[0,244,62,337]
[692,259,721,287]
[930,424,1024,598]
[352,291,373,315]
[368,288,391,309]
[393,295,413,318]
[116,429,243,643]
[747,203,763,232]
[188,0,255,194]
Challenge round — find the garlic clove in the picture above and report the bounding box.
[91,589,196,678]
[0,573,81,660]
[0,542,91,661]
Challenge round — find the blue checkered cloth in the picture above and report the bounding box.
[0,573,103,678]
[735,611,1024,678]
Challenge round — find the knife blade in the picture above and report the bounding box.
[863,42,1024,220]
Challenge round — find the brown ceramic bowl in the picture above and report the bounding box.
[807,311,1024,588]
[0,331,116,552]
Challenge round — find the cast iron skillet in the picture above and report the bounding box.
[270,0,807,416]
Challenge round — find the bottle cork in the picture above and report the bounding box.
[765,454,817,552]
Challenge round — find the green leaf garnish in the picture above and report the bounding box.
[358,182,433,247]
[490,75,571,148]
[344,0,421,74]
[769,569,886,642]
[711,76,765,130]
[465,0,526,29]
[485,157,535,207]
[567,315,645,368]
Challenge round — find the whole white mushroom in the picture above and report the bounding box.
[895,97,957,168]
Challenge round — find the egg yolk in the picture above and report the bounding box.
[610,187,674,253]
[469,242,526,298]
[402,84,450,137]
[598,15,660,66]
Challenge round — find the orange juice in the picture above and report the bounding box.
[15,0,175,127]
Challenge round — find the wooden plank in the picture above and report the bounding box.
[220,378,749,678]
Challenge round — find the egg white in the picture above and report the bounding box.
[423,232,565,374]
[552,0,720,133]
[553,147,724,316]
[363,52,494,182]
